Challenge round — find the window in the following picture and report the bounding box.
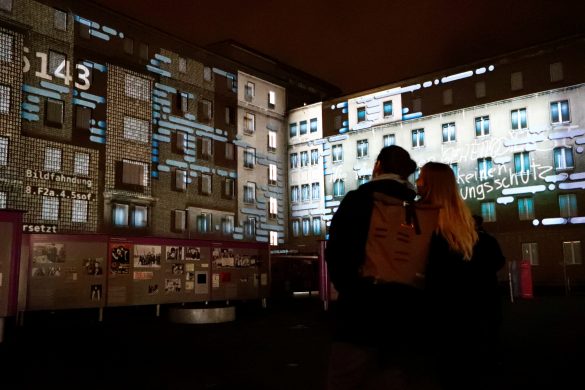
[563,241,582,265]
[54,8,67,31]
[475,116,490,137]
[244,112,255,134]
[332,144,343,163]
[201,174,212,195]
[300,151,309,167]
[481,201,496,222]
[312,183,320,200]
[0,33,13,63]
[268,131,277,152]
[302,218,311,236]
[357,139,368,158]
[138,42,148,61]
[244,147,255,168]
[559,194,577,218]
[290,186,299,203]
[522,243,539,266]
[357,107,366,122]
[518,197,534,221]
[45,99,64,127]
[245,82,255,99]
[477,158,493,181]
[113,204,129,226]
[269,197,278,219]
[289,123,298,138]
[550,62,564,82]
[174,92,189,113]
[122,160,148,187]
[269,164,277,185]
[48,50,66,76]
[71,199,88,223]
[551,100,570,124]
[299,120,308,135]
[383,134,395,147]
[174,169,187,191]
[123,37,134,55]
[223,177,235,199]
[554,147,574,170]
[310,118,318,133]
[198,99,212,122]
[222,215,234,235]
[197,213,212,234]
[312,218,321,236]
[442,122,456,143]
[134,206,148,228]
[268,91,276,109]
[511,108,527,130]
[44,148,61,171]
[475,81,486,98]
[358,175,371,186]
[125,74,149,101]
[225,106,234,125]
[514,152,531,174]
[173,210,186,232]
[310,149,319,165]
[75,106,91,130]
[292,220,300,237]
[225,143,235,160]
[450,163,459,177]
[510,71,523,91]
[178,57,187,73]
[443,89,453,105]
[245,217,256,237]
[74,152,90,176]
[333,179,345,197]
[412,98,421,112]
[270,231,278,246]
[244,182,256,203]
[301,184,310,202]
[42,196,59,221]
[0,136,7,165]
[0,84,9,115]
[123,116,149,143]
[290,153,298,169]
[0,0,13,12]
[201,138,213,160]
[203,67,212,81]
[411,129,425,148]
[0,192,5,209]
[383,101,393,117]
[174,132,187,154]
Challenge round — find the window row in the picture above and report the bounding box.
[291,183,321,203]
[521,240,582,266]
[289,118,318,138]
[290,149,320,169]
[244,82,277,110]
[1,144,92,176]
[172,170,235,198]
[356,101,394,123]
[480,193,579,222]
[291,217,322,237]
[171,209,235,235]
[40,196,91,223]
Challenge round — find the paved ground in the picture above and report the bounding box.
[0,294,583,389]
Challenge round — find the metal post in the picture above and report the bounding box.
[262,297,267,309]
[98,307,103,322]
[0,317,5,343]
[156,304,160,317]
[507,262,514,304]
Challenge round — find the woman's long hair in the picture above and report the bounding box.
[418,162,478,260]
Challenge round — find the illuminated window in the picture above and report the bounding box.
[411,129,425,148]
[475,116,490,137]
[300,151,309,167]
[0,0,13,12]
[310,118,318,133]
[551,100,570,124]
[197,212,212,233]
[477,158,493,181]
[522,243,539,266]
[112,203,129,226]
[333,179,345,197]
[245,217,256,237]
[125,73,150,101]
[550,62,564,82]
[222,215,234,235]
[559,194,577,218]
[290,153,298,169]
[71,199,88,223]
[312,217,321,236]
[54,9,67,31]
[563,241,582,265]
[357,139,368,158]
[442,122,456,143]
[289,123,298,138]
[0,191,5,209]
[174,170,187,192]
[269,164,277,185]
[518,197,534,221]
[270,231,278,246]
[133,206,148,228]
[268,131,277,152]
[481,201,496,222]
[201,174,212,195]
[312,183,320,200]
[198,99,212,122]
[332,144,343,163]
[302,218,311,236]
[225,143,234,160]
[44,148,62,171]
[514,152,531,174]
[203,67,212,81]
[48,50,66,76]
[45,99,64,127]
[223,177,234,199]
[358,175,371,186]
[383,101,393,117]
[269,197,278,219]
[511,108,527,130]
[244,147,255,168]
[554,147,574,170]
[174,132,187,154]
[268,91,276,109]
[292,220,300,237]
[299,120,308,135]
[178,57,187,73]
[450,163,459,177]
[0,32,13,62]
[74,152,90,176]
[122,160,148,187]
[42,196,59,221]
[174,91,189,113]
[173,210,186,232]
[0,136,7,165]
[383,134,395,147]
[301,184,310,202]
[123,116,149,143]
[244,182,256,203]
[290,186,299,203]
[510,72,523,91]
[357,107,366,123]
[244,112,255,134]
[310,149,319,165]
[200,138,213,160]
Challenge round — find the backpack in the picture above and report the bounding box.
[361,192,440,288]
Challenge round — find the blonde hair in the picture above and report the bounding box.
[419,162,478,260]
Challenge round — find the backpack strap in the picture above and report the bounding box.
[404,201,421,235]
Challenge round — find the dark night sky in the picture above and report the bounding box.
[91,0,585,95]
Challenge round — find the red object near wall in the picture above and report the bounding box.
[519,260,534,299]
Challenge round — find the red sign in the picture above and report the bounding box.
[519,260,534,299]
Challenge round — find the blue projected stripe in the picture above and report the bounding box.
[154,83,177,94]
[22,112,40,121]
[74,15,92,27]
[79,92,106,104]
[90,30,110,41]
[146,65,171,77]
[90,136,106,144]
[27,95,40,103]
[153,90,167,98]
[22,103,40,112]
[40,81,69,94]
[98,121,106,128]
[102,26,117,35]
[72,98,97,109]
[90,127,106,136]
[23,85,60,99]
[154,54,172,63]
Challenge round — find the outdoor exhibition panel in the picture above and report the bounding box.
[0,211,24,318]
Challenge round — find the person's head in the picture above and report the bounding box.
[372,145,417,180]
[418,162,478,260]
